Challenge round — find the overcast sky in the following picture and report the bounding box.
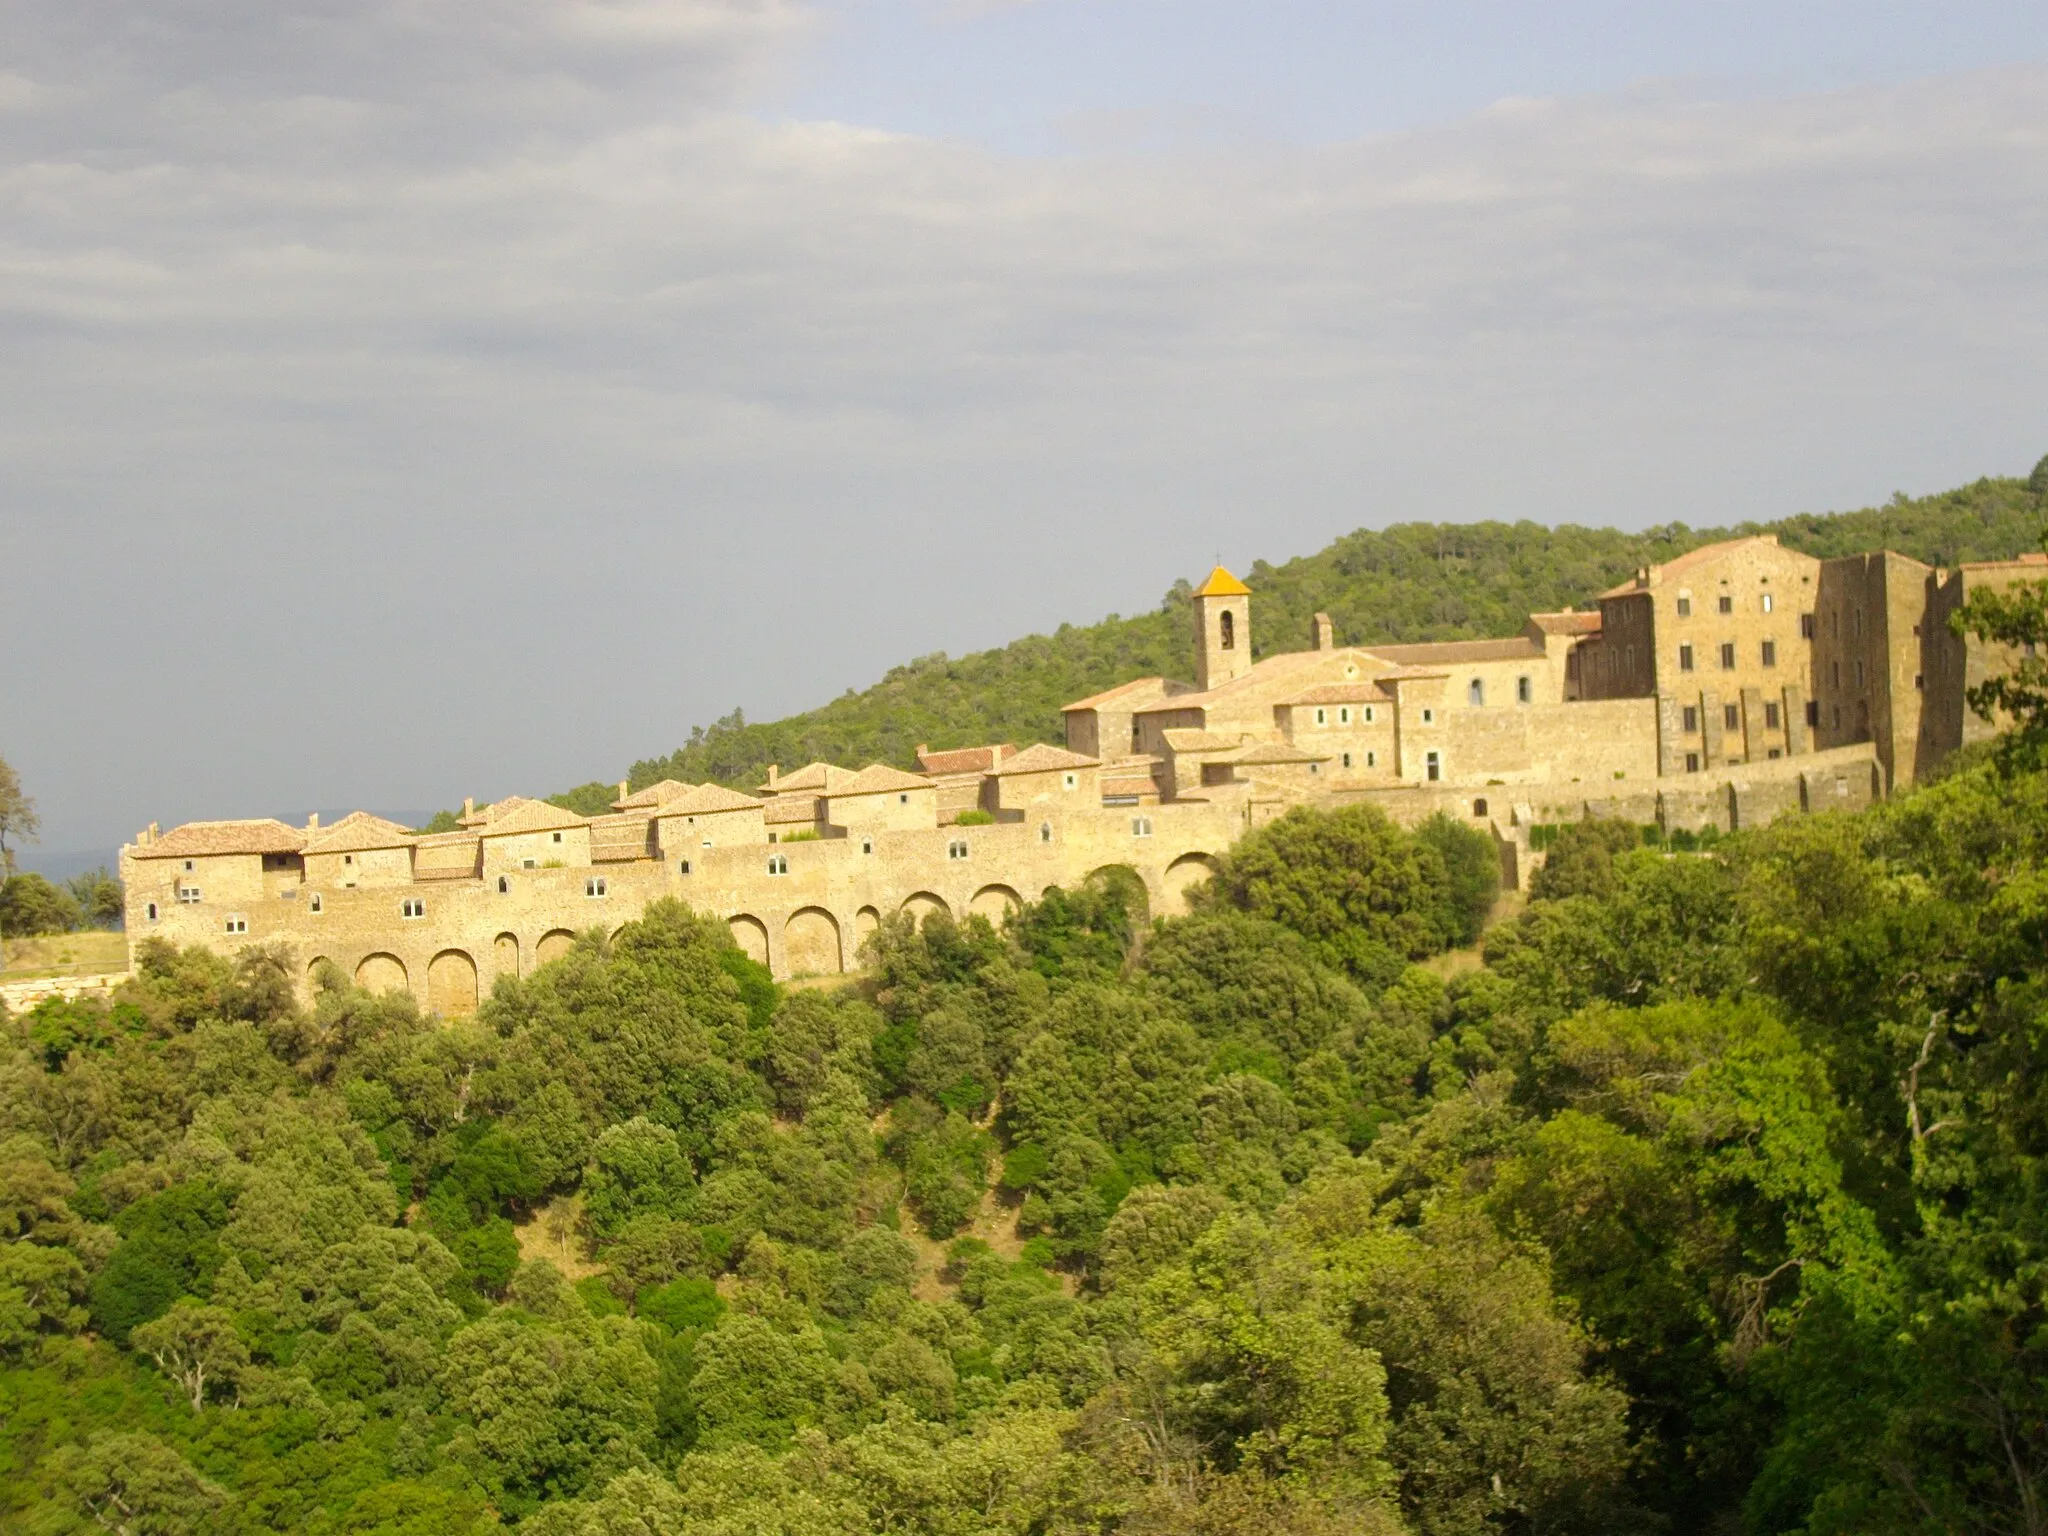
[3,1,2046,865]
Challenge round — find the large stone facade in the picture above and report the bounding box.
[124,542,2041,1004]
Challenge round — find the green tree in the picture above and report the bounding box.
[49,1432,227,1535]
[0,752,37,875]
[1526,816,1644,903]
[1951,553,2048,758]
[131,1299,251,1411]
[0,872,81,937]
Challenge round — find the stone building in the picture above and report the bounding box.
[124,540,2040,1004]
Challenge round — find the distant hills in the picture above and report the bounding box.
[547,465,2048,815]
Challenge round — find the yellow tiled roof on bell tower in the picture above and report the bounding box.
[1192,565,1251,598]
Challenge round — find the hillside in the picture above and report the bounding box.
[546,465,2047,811]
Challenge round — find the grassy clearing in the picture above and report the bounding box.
[1,930,128,979]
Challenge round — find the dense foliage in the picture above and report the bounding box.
[581,469,2047,802]
[0,871,124,940]
[10,749,2048,1530]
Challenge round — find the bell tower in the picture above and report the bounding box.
[1191,565,1252,691]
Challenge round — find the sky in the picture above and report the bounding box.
[2,1,2046,868]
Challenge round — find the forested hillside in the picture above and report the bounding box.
[538,465,2048,810]
[10,738,2048,1532]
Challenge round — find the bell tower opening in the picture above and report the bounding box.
[1191,566,1253,692]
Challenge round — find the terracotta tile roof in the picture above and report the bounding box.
[303,812,416,856]
[1281,682,1392,706]
[1599,534,1794,597]
[413,864,481,882]
[1064,676,1189,712]
[661,784,765,817]
[760,762,854,796]
[916,743,1018,775]
[1162,728,1252,753]
[1372,667,1452,683]
[133,819,307,859]
[1192,565,1252,598]
[459,797,517,828]
[477,798,590,837]
[614,779,696,810]
[1365,637,1544,665]
[763,796,821,825]
[1137,649,1349,714]
[832,764,934,796]
[1526,610,1602,637]
[412,838,480,877]
[1220,741,1330,766]
[1961,551,2048,572]
[987,743,1099,776]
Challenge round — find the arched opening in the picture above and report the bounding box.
[854,905,881,942]
[1085,864,1152,923]
[535,929,576,968]
[969,885,1022,924]
[1162,853,1219,916]
[306,956,333,987]
[1220,609,1235,650]
[355,952,409,996]
[729,914,770,966]
[784,908,842,976]
[493,932,519,980]
[900,891,951,927]
[427,949,479,1017]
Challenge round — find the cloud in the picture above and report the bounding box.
[1,4,2044,852]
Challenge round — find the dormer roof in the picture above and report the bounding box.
[1192,565,1252,598]
[476,797,589,837]
[303,812,416,855]
[760,762,855,796]
[832,764,932,797]
[660,784,764,817]
[614,779,696,811]
[986,743,1099,776]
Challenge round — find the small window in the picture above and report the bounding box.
[1854,658,1866,688]
[402,898,425,918]
[1801,613,1815,639]
[1718,595,1733,615]
[1364,706,1375,723]
[178,886,201,904]
[1676,597,1692,618]
[1315,707,1327,725]
[1424,750,1441,782]
[585,877,607,898]
[679,859,692,875]
[1914,674,1924,690]
[899,793,909,804]
[861,838,874,855]
[1062,772,1077,790]
[1679,644,1695,672]
[1763,592,1775,613]
[343,854,354,866]
[768,832,778,844]
[1806,701,1819,727]
[1366,750,1377,767]
[1132,816,1153,838]
[309,893,322,914]
[145,901,159,921]
[1836,775,1849,797]
[182,858,194,872]
[1686,752,1701,772]
[1683,705,1699,733]
[1831,661,1841,689]
[522,857,536,870]
[1764,702,1780,729]
[1516,676,1531,704]
[767,855,788,876]
[1768,748,1782,759]
[1853,608,1864,638]
[1834,705,1843,728]
[225,915,247,935]
[1761,640,1777,667]
[1472,798,1488,818]
[1339,706,1351,725]
[1719,643,1736,670]
[1309,761,1320,774]
[948,839,969,860]
[1724,704,1740,731]
[1468,679,1484,707]
[551,831,563,844]
[1421,708,1435,724]
[1341,752,1352,768]
[497,875,510,894]
[1039,822,1052,843]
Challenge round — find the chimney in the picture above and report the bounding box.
[307,812,319,831]
[147,821,160,843]
[1312,612,1334,651]
[767,764,779,787]
[463,796,475,819]
[618,780,629,802]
